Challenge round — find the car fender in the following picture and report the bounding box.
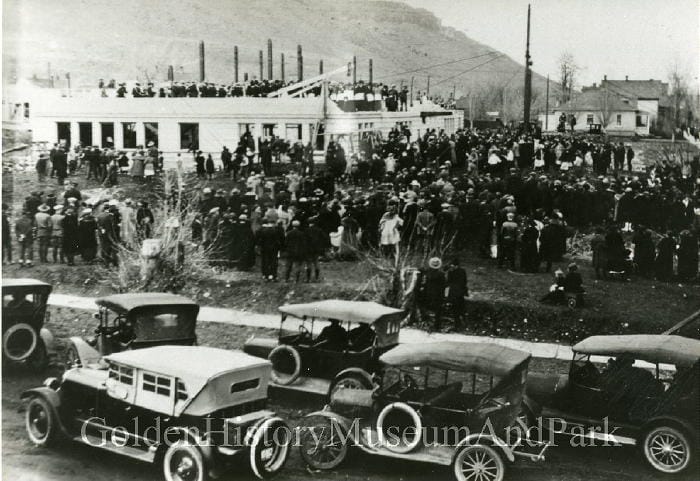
[243,336,279,359]
[332,367,374,387]
[20,387,70,436]
[454,434,515,463]
[39,328,56,354]
[641,416,699,445]
[303,410,357,442]
[68,337,101,366]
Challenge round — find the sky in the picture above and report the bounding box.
[400,0,699,88]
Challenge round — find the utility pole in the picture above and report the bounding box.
[369,59,373,85]
[502,88,507,124]
[234,46,239,83]
[280,53,285,82]
[469,94,474,129]
[352,56,357,84]
[545,74,550,131]
[259,50,264,80]
[410,76,414,107]
[427,75,430,98]
[523,4,533,132]
[199,41,205,82]
[452,84,456,103]
[297,45,303,81]
[319,60,323,75]
[267,39,273,80]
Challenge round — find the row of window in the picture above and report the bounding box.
[582,113,648,127]
[56,122,313,150]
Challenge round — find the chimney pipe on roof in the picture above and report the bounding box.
[625,75,629,81]
[604,75,607,81]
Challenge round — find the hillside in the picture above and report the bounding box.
[3,0,547,102]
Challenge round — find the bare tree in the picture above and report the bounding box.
[558,51,579,104]
[595,85,614,132]
[668,63,692,131]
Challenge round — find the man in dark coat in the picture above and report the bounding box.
[78,209,98,262]
[232,214,255,270]
[654,232,676,281]
[539,218,558,272]
[62,208,80,265]
[632,228,655,278]
[2,204,12,264]
[284,220,308,283]
[419,257,446,331]
[255,219,284,281]
[520,219,539,273]
[53,148,68,185]
[445,258,468,330]
[305,219,328,282]
[677,230,698,282]
[96,204,118,266]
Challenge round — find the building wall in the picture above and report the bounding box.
[540,110,639,135]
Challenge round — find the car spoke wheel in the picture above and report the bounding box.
[454,444,505,481]
[329,373,373,400]
[25,397,59,447]
[163,440,207,481]
[249,417,290,479]
[643,426,692,474]
[299,417,348,470]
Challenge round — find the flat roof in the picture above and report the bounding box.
[380,342,531,377]
[96,293,198,314]
[2,278,52,288]
[106,346,270,385]
[574,335,700,367]
[279,300,404,324]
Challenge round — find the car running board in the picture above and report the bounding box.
[73,433,157,463]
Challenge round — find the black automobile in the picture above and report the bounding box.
[2,278,54,371]
[67,292,198,367]
[526,334,700,475]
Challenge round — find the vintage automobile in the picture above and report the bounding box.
[244,300,405,397]
[22,345,291,480]
[526,334,700,475]
[2,278,55,371]
[67,293,199,367]
[299,341,548,481]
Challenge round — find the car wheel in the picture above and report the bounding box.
[376,402,422,454]
[267,345,301,386]
[299,416,348,470]
[328,372,373,400]
[642,425,693,474]
[163,440,208,481]
[25,396,59,447]
[249,417,290,479]
[26,338,48,372]
[3,323,38,362]
[453,444,505,481]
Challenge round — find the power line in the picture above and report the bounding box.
[433,54,505,86]
[375,50,501,81]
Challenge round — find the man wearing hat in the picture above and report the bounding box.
[498,212,519,270]
[255,218,284,282]
[15,211,34,266]
[49,204,65,263]
[78,208,98,262]
[283,220,308,283]
[54,146,68,185]
[418,257,446,331]
[35,204,52,263]
[2,204,12,264]
[36,153,49,182]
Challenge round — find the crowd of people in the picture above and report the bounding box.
[5,124,699,329]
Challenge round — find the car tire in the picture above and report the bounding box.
[267,345,301,386]
[376,402,422,454]
[642,425,694,475]
[3,323,38,362]
[25,396,60,447]
[328,372,373,400]
[249,417,290,479]
[299,415,349,470]
[453,443,505,481]
[162,439,209,481]
[26,338,48,372]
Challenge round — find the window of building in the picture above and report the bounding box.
[586,114,594,124]
[144,122,159,147]
[108,364,134,385]
[230,378,260,393]
[57,122,71,147]
[122,122,137,148]
[636,115,648,127]
[100,123,114,148]
[142,372,172,396]
[616,114,622,126]
[286,123,302,140]
[262,123,277,139]
[79,122,93,146]
[179,123,199,150]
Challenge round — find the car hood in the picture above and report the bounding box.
[525,372,569,407]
